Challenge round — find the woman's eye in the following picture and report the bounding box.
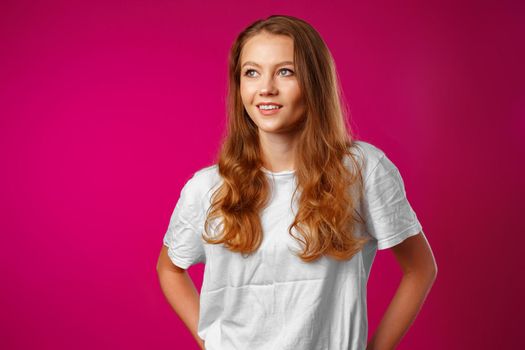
[278,68,294,76]
[244,69,257,77]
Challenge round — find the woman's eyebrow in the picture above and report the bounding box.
[241,61,294,68]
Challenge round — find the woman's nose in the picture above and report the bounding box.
[258,76,278,95]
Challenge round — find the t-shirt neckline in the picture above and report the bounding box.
[260,166,296,176]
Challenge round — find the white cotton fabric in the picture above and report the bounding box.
[162,140,424,350]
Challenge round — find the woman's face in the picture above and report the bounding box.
[239,32,306,136]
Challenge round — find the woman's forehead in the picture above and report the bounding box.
[240,34,294,65]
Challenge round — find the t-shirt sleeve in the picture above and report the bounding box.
[162,176,206,269]
[361,152,423,250]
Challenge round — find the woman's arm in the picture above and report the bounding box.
[157,245,206,350]
[366,232,437,350]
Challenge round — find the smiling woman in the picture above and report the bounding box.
[157,14,436,350]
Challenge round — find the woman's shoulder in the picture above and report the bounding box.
[193,163,220,180]
[347,140,387,177]
[350,140,386,160]
[183,163,222,196]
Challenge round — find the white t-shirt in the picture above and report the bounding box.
[162,140,424,350]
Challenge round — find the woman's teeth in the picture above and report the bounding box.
[259,105,281,110]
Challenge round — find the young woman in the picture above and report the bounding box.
[157,15,437,350]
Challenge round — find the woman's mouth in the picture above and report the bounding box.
[257,104,283,115]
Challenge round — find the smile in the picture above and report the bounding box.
[257,105,282,115]
[258,105,282,110]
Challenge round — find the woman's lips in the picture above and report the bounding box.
[257,105,282,115]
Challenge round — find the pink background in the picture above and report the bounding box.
[1,1,524,349]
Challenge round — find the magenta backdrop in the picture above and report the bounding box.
[1,1,524,349]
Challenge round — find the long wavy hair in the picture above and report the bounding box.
[202,15,370,263]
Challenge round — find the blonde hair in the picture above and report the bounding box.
[203,15,370,263]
